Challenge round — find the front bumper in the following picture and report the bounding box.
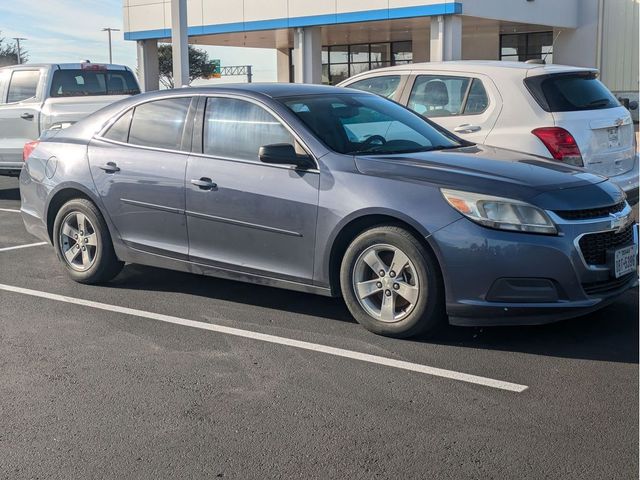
[430,207,638,327]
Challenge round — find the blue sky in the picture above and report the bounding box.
[0,0,277,82]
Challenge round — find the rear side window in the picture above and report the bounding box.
[463,79,489,114]
[128,97,191,151]
[347,75,402,99]
[524,72,620,112]
[7,70,40,103]
[50,69,140,97]
[203,97,296,162]
[408,75,474,117]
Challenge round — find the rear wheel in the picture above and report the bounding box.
[340,226,445,338]
[53,199,123,284]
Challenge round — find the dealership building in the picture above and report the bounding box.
[123,0,638,101]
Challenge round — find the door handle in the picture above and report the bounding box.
[453,124,481,134]
[20,113,34,120]
[191,177,217,190]
[98,161,120,173]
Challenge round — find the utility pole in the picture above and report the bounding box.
[101,28,120,64]
[12,37,26,64]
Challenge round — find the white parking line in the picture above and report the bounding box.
[0,208,21,213]
[0,283,528,393]
[0,242,47,252]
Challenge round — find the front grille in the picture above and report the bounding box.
[582,273,636,296]
[578,224,635,265]
[555,202,625,220]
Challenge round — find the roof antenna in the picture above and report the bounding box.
[542,30,561,64]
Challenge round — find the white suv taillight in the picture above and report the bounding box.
[532,127,583,167]
[23,141,39,161]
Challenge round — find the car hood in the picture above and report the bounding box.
[354,145,623,210]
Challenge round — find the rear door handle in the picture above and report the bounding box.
[20,113,34,120]
[453,124,482,134]
[98,161,120,173]
[191,177,217,190]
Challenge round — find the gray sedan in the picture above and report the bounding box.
[19,84,638,338]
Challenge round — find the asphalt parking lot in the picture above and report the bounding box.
[0,175,638,479]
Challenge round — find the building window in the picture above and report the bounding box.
[500,32,553,64]
[321,41,413,85]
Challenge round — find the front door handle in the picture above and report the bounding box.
[453,124,482,134]
[98,161,120,173]
[20,112,34,120]
[191,177,217,190]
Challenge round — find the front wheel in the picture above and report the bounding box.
[340,226,445,338]
[53,198,124,284]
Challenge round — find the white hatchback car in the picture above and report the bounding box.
[339,61,638,204]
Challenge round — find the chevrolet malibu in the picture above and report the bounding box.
[19,84,638,338]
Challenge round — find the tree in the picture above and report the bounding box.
[158,44,215,88]
[0,32,27,67]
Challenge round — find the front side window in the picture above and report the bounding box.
[7,70,40,103]
[282,93,462,156]
[203,97,297,161]
[128,97,191,151]
[408,75,472,118]
[50,69,140,97]
[347,75,402,99]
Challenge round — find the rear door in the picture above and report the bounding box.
[401,72,501,144]
[526,72,635,177]
[88,96,194,258]
[0,68,44,165]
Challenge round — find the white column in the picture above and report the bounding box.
[276,48,291,82]
[136,39,159,92]
[430,15,462,61]
[171,0,189,87]
[293,27,322,84]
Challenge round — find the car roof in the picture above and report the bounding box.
[0,63,132,71]
[343,60,597,81]
[137,83,366,100]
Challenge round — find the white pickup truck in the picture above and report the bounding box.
[0,62,140,175]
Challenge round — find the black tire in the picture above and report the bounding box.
[340,225,445,338]
[52,198,124,284]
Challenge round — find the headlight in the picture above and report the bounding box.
[441,188,557,235]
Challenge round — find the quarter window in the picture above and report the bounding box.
[7,70,40,103]
[347,75,402,99]
[103,109,133,143]
[203,97,297,162]
[127,97,191,151]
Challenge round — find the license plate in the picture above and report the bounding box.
[608,127,620,148]
[614,245,638,278]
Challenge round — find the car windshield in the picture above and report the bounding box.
[280,93,463,155]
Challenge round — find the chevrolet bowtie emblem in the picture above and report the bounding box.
[610,210,631,232]
[614,117,624,127]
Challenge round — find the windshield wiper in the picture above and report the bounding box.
[585,98,611,108]
[350,144,462,155]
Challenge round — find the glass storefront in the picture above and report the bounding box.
[500,32,553,64]
[321,41,413,85]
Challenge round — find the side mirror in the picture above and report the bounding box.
[259,143,313,169]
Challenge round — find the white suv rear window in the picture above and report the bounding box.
[524,72,619,112]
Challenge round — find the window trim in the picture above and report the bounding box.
[95,93,319,172]
[194,94,318,171]
[6,68,41,104]
[406,74,490,117]
[95,94,196,154]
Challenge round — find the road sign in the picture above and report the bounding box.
[211,59,221,78]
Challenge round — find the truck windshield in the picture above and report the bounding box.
[281,93,464,155]
[50,69,140,97]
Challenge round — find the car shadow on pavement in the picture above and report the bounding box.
[0,186,20,201]
[110,264,639,364]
